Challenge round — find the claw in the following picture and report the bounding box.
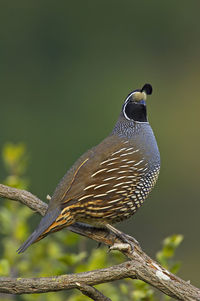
[123,233,140,247]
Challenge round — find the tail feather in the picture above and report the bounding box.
[17,208,61,253]
[17,229,42,253]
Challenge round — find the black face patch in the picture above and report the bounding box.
[124,101,147,122]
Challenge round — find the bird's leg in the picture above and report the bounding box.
[105,224,139,252]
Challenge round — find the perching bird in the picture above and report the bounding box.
[18,83,160,253]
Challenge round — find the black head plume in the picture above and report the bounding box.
[141,83,152,95]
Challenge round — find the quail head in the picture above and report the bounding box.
[18,83,160,253]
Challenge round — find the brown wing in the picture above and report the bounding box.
[38,135,159,238]
[55,137,153,226]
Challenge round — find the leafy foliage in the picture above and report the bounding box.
[0,143,183,301]
[156,234,183,275]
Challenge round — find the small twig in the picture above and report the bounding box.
[0,184,200,301]
[76,283,112,301]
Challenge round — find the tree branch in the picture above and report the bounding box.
[0,184,47,216]
[76,283,112,301]
[0,184,200,301]
[0,263,136,294]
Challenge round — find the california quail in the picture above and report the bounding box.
[18,83,160,253]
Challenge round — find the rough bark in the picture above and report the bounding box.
[0,184,200,301]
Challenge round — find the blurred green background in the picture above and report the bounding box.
[0,0,200,293]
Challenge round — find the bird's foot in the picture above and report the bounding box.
[122,233,140,247]
[105,224,139,252]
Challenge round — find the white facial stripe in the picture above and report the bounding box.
[123,91,137,120]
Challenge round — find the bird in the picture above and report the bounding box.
[17,83,160,253]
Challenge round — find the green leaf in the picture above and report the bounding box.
[2,143,28,175]
[0,207,12,234]
[120,283,129,295]
[0,259,10,276]
[156,234,184,272]
[163,234,184,249]
[170,261,182,274]
[59,252,87,265]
